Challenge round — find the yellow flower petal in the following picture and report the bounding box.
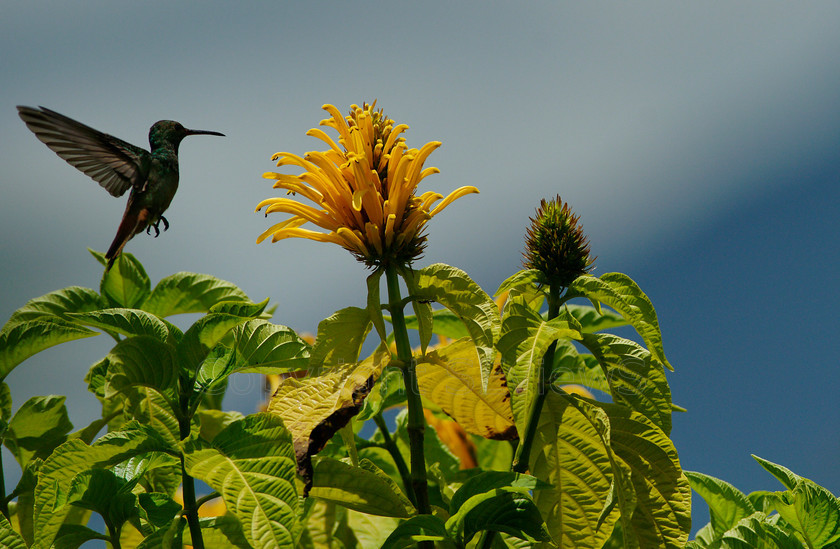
[429,186,480,217]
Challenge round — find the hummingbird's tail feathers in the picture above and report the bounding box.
[105,207,150,271]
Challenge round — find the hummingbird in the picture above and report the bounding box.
[17,106,224,270]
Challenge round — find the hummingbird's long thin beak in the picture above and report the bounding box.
[186,129,225,137]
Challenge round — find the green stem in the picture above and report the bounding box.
[384,265,431,517]
[179,400,204,549]
[103,515,122,549]
[510,283,560,473]
[374,412,415,505]
[479,284,561,549]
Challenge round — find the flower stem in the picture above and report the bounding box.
[510,283,560,473]
[179,400,204,549]
[479,284,561,549]
[384,265,431,517]
[374,412,416,505]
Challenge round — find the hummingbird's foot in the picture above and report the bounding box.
[145,217,170,238]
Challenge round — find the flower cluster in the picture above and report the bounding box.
[523,196,594,287]
[257,103,478,268]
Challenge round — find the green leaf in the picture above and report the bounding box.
[100,252,151,309]
[122,386,182,448]
[401,309,471,340]
[712,512,808,549]
[177,300,267,371]
[531,393,623,549]
[380,515,452,549]
[449,472,550,514]
[402,268,434,353]
[548,340,609,393]
[497,303,581,427]
[0,512,27,549]
[357,366,406,420]
[5,395,74,467]
[394,407,461,478]
[309,307,372,370]
[33,423,176,547]
[104,336,179,406]
[2,286,103,328]
[580,332,673,434]
[184,413,301,548]
[231,319,310,373]
[445,487,552,545]
[189,515,252,549]
[495,269,544,296]
[412,263,501,386]
[0,317,96,379]
[565,303,628,333]
[0,381,11,423]
[600,401,692,549]
[140,272,251,317]
[64,468,139,529]
[752,455,802,491]
[69,308,178,342]
[138,492,182,528]
[309,457,416,518]
[685,470,756,538]
[567,273,671,370]
[366,269,388,342]
[196,409,245,443]
[52,524,110,549]
[772,480,840,548]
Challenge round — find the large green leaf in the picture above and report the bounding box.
[497,303,581,427]
[2,286,103,329]
[565,303,628,333]
[0,511,27,549]
[600,401,692,549]
[309,307,372,370]
[141,271,251,317]
[122,386,181,447]
[548,340,609,394]
[184,413,301,549]
[187,515,252,548]
[33,423,176,548]
[685,471,756,538]
[176,299,267,371]
[69,308,179,343]
[772,480,840,549]
[380,515,452,549]
[495,269,544,296]
[412,263,501,386]
[98,252,151,309]
[752,455,802,491]
[449,472,550,514]
[0,317,96,379]
[401,267,434,353]
[705,512,807,549]
[64,468,139,531]
[5,395,74,468]
[580,332,672,434]
[104,336,179,406]
[531,393,622,549]
[231,319,310,373]
[309,457,416,518]
[445,487,552,546]
[567,273,671,370]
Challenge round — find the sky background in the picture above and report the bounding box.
[2,1,839,537]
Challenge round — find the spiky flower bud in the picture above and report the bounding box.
[523,196,594,287]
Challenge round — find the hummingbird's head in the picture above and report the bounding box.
[149,120,225,150]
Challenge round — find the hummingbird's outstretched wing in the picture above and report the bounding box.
[17,106,150,198]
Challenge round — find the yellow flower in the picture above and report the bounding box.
[256,103,478,267]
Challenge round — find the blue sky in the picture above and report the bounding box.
[2,1,839,534]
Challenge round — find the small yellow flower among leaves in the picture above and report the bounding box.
[257,102,478,268]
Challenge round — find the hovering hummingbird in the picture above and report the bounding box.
[17,106,224,270]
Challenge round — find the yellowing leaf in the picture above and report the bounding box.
[267,344,390,492]
[416,338,517,441]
